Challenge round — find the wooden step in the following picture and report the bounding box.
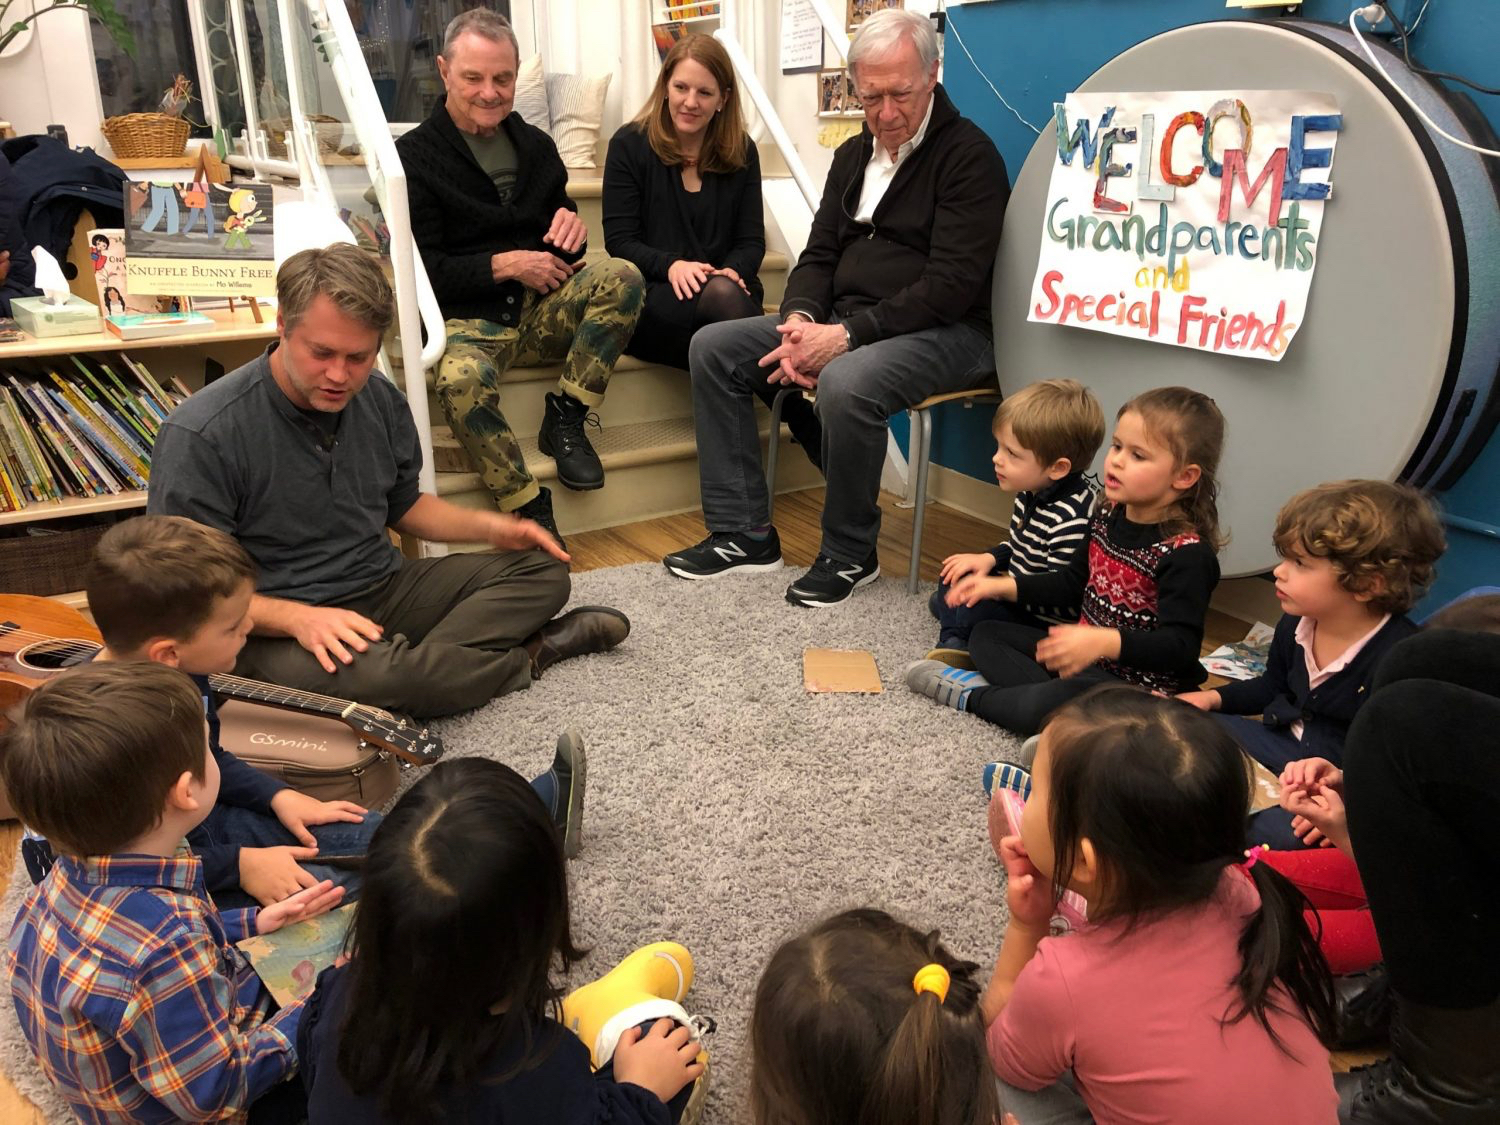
[432,414,823,542]
[421,356,694,439]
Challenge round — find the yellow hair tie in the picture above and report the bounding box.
[912,963,950,1004]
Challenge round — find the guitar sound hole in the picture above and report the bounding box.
[17,640,100,672]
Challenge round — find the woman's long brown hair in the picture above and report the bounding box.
[632,34,748,173]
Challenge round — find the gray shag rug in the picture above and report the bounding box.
[1,562,1023,1123]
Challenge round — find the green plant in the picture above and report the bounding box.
[0,0,136,59]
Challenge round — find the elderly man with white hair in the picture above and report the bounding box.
[663,8,1010,607]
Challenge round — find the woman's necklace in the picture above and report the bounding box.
[680,154,699,169]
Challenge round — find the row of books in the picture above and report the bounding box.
[0,353,185,511]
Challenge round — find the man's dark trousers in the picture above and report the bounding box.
[689,314,995,564]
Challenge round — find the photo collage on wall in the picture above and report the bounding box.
[817,0,905,117]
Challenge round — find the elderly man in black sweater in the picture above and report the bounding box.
[397,10,645,542]
[662,9,1010,606]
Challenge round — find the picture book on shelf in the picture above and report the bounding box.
[88,228,191,318]
[125,182,277,297]
[105,311,215,341]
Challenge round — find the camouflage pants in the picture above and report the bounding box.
[437,257,645,509]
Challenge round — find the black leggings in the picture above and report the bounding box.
[1344,628,1500,1009]
[966,621,1125,735]
[626,275,761,369]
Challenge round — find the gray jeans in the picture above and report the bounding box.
[236,550,570,719]
[688,314,996,564]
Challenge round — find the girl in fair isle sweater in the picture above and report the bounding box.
[907,386,1224,736]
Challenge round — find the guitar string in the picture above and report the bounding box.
[0,626,434,748]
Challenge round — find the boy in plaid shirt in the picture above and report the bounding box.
[3,663,344,1123]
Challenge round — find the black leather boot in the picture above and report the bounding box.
[1337,992,1500,1123]
[514,486,564,551]
[538,392,604,491]
[1334,964,1392,1049]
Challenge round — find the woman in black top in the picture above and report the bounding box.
[604,35,820,461]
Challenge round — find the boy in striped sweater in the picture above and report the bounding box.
[927,380,1103,668]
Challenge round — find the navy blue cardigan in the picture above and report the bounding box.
[602,123,764,306]
[1215,612,1419,763]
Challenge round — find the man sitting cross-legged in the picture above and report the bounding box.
[662,8,1009,607]
[147,243,628,719]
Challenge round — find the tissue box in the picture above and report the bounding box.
[11,295,103,339]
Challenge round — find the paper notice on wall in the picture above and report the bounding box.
[1028,91,1342,362]
[781,0,824,72]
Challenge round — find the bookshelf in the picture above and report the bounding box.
[0,308,276,587]
[0,306,277,362]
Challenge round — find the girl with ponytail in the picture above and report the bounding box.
[983,687,1339,1123]
[750,908,1000,1125]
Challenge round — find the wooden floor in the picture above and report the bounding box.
[0,489,1375,1120]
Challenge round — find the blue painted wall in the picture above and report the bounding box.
[934,0,1498,605]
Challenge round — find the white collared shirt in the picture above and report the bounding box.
[852,96,935,224]
[1289,612,1391,740]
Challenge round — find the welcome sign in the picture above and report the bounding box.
[1028,91,1342,361]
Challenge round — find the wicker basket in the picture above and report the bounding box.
[0,520,113,598]
[263,114,347,161]
[102,112,191,159]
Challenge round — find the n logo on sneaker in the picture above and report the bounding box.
[834,561,866,582]
[713,542,749,563]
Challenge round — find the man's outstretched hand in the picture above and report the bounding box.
[487,512,570,563]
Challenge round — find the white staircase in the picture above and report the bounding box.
[393,176,820,546]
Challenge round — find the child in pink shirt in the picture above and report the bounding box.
[982,687,1340,1124]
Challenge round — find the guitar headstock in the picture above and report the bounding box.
[349,710,445,767]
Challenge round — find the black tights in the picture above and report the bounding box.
[692,274,758,330]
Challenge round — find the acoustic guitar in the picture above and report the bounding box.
[0,593,444,767]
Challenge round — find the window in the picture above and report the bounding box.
[345,0,511,123]
[92,0,209,134]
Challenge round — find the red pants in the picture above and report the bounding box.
[1263,848,1381,975]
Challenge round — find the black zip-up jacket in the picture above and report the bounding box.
[1215,612,1419,764]
[396,103,585,326]
[779,84,1009,347]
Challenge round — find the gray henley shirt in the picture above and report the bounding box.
[146,346,423,606]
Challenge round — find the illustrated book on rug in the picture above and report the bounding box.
[236,903,356,1007]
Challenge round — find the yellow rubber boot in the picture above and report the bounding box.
[562,942,696,1069]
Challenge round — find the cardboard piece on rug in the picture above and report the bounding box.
[803,648,882,693]
[236,903,355,1007]
[1246,755,1283,812]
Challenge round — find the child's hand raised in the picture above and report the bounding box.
[254,880,345,935]
[939,552,996,586]
[1282,785,1351,854]
[612,1017,706,1105]
[1280,757,1343,795]
[999,835,1053,932]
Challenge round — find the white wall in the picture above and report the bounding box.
[0,7,107,151]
